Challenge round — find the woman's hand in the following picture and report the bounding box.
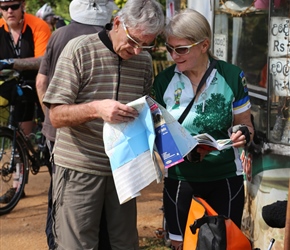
[186,145,212,163]
[232,109,254,146]
[196,146,212,161]
[230,124,251,148]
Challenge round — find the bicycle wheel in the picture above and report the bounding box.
[0,128,29,215]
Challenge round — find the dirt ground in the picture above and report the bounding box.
[0,167,166,250]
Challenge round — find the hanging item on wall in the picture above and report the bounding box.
[187,0,214,30]
[220,0,282,15]
[220,0,256,16]
[166,0,175,20]
[254,0,281,9]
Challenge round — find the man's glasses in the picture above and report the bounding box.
[165,41,204,55]
[122,22,155,51]
[0,3,21,11]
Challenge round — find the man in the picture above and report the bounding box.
[36,3,69,32]
[36,0,118,249]
[0,0,51,202]
[43,0,165,249]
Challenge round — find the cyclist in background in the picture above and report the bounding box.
[36,3,69,32]
[0,0,51,203]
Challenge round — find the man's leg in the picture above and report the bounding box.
[46,145,111,250]
[46,178,55,249]
[45,141,55,249]
[105,177,139,250]
[99,209,112,250]
[53,167,110,250]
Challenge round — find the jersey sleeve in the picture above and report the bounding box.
[32,16,51,57]
[216,60,251,115]
[232,70,251,115]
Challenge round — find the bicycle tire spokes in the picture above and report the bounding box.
[0,128,28,215]
[0,135,15,178]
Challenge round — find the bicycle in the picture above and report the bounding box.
[0,69,51,215]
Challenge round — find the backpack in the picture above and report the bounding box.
[183,197,252,250]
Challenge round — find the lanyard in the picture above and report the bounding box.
[8,28,22,58]
[178,59,217,124]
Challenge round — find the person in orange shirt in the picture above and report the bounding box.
[0,0,51,203]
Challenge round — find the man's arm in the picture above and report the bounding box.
[0,57,42,71]
[13,57,43,71]
[49,100,139,128]
[36,73,48,113]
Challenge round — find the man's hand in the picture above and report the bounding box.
[0,59,14,70]
[49,99,139,128]
[96,99,139,124]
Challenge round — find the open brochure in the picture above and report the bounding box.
[193,133,232,151]
[146,96,197,168]
[103,95,197,204]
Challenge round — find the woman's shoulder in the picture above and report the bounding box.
[216,59,242,74]
[155,63,176,80]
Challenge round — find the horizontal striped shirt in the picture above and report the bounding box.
[43,32,153,175]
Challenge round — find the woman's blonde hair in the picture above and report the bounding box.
[164,9,215,57]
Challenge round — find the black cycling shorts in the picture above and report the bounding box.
[163,175,244,241]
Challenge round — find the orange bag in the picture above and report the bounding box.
[184,197,252,250]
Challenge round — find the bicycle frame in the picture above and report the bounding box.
[0,70,50,215]
[0,108,43,179]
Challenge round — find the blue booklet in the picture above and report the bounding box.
[148,97,185,168]
[155,122,184,168]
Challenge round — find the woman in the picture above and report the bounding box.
[151,9,254,250]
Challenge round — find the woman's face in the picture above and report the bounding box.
[166,36,207,72]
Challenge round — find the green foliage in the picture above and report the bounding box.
[24,0,167,60]
[25,0,70,18]
[54,0,70,20]
[24,0,166,23]
[115,0,127,9]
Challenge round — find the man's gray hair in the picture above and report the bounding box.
[117,0,164,35]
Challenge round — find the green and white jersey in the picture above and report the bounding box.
[151,59,251,182]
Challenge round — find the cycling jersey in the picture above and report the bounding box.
[151,59,251,182]
[0,13,51,121]
[0,13,51,59]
